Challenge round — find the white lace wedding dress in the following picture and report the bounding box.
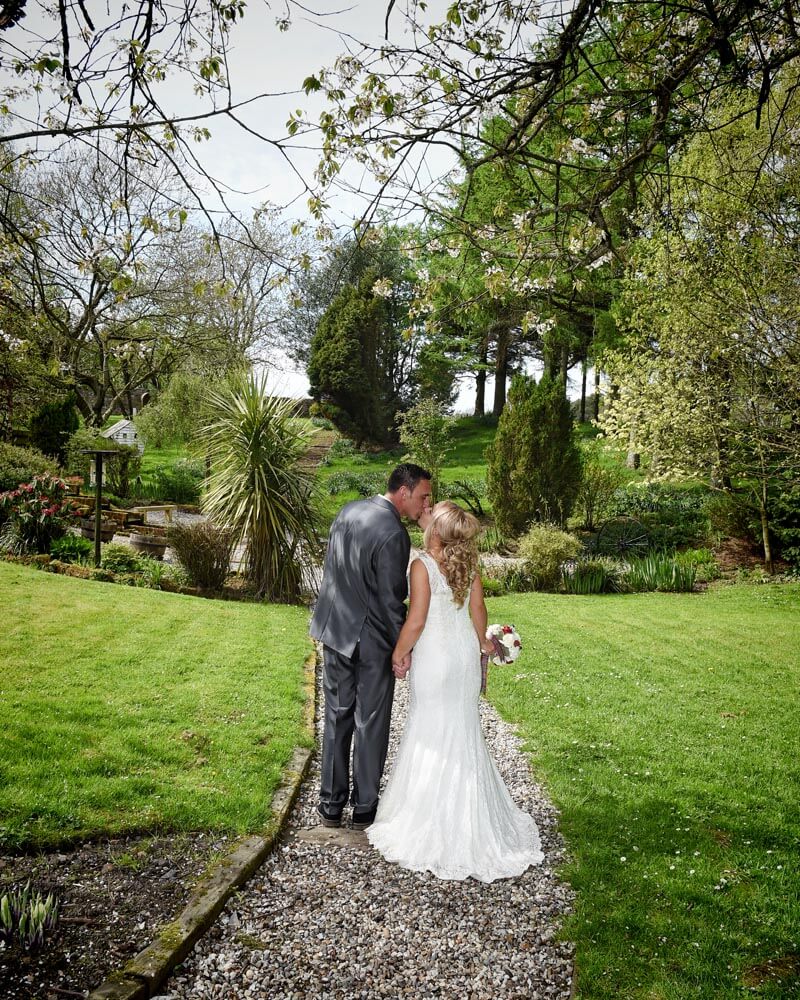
[367,551,544,882]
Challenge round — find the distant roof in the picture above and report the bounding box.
[101,419,136,437]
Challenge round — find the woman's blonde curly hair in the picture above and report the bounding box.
[423,500,480,607]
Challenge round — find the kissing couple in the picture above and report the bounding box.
[310,463,543,882]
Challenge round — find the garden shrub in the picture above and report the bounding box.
[676,548,720,583]
[100,542,142,575]
[136,556,175,590]
[104,445,142,499]
[517,523,582,591]
[481,575,505,597]
[576,446,623,530]
[769,479,800,567]
[49,534,93,564]
[29,394,80,464]
[0,443,59,494]
[166,520,234,590]
[562,556,625,594]
[487,374,582,533]
[328,436,359,459]
[611,482,711,549]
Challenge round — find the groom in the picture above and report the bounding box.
[310,462,432,830]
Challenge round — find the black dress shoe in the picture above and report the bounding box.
[317,804,342,828]
[351,806,377,831]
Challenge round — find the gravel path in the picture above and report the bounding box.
[165,664,575,1000]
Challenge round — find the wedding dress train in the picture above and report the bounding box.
[367,551,544,882]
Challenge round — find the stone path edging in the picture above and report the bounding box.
[86,650,317,1000]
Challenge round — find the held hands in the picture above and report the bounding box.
[392,652,411,680]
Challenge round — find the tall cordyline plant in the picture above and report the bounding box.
[201,373,321,602]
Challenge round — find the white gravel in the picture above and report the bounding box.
[165,662,575,999]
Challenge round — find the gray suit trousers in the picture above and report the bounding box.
[320,640,395,813]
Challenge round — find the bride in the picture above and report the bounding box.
[367,500,544,882]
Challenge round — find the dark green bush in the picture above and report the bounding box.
[769,480,800,567]
[487,374,582,532]
[29,394,79,464]
[610,483,711,550]
[166,520,234,590]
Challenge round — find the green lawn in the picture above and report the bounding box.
[138,441,191,478]
[487,583,800,999]
[0,562,313,850]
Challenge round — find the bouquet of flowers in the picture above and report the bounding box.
[480,624,522,694]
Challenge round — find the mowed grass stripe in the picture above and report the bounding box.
[0,562,313,849]
[486,585,800,999]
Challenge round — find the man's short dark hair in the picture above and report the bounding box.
[387,463,432,494]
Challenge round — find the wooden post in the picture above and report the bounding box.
[94,452,104,567]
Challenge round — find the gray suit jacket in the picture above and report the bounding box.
[310,495,410,659]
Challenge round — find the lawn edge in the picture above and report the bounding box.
[86,648,317,1000]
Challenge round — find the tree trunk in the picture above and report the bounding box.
[474,334,488,417]
[492,327,509,416]
[560,343,569,390]
[626,422,640,470]
[580,359,587,423]
[760,481,774,574]
[593,366,600,420]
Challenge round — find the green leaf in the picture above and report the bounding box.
[302,75,321,94]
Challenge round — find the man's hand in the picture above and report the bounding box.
[392,652,411,679]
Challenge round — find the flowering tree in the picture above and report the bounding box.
[599,82,800,570]
[298,2,800,413]
[1,147,289,425]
